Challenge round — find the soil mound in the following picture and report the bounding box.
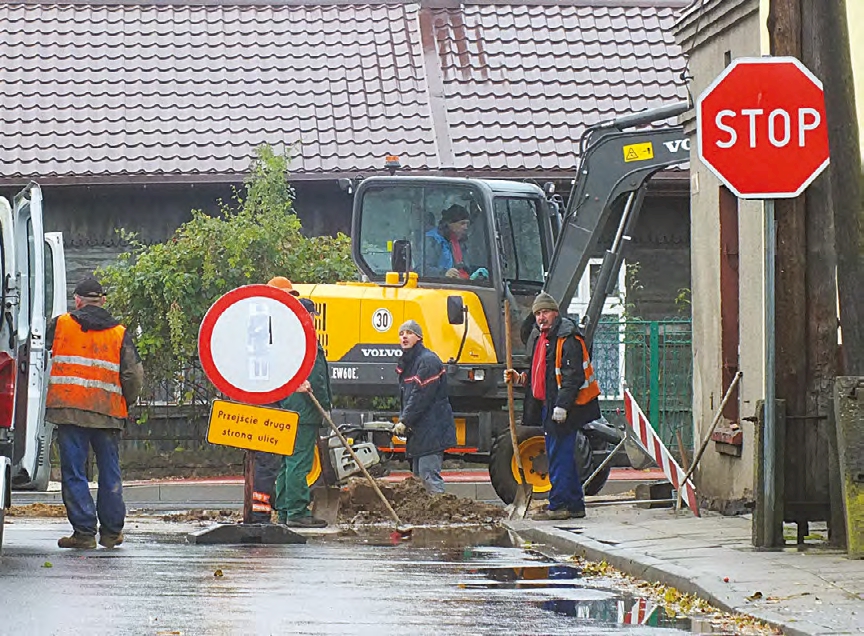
[337,476,505,526]
[7,503,67,517]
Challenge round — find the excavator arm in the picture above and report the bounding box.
[544,101,691,345]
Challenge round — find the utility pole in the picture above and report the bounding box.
[810,2,863,377]
[802,0,862,547]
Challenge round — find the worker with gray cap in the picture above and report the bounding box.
[504,291,601,520]
[393,319,456,493]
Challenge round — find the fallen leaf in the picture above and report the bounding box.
[746,591,763,601]
[42,561,53,568]
[214,569,224,578]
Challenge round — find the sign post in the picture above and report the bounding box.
[697,57,829,546]
[190,285,319,545]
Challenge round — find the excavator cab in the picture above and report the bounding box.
[353,176,556,360]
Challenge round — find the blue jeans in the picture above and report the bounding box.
[411,453,445,494]
[57,425,125,536]
[544,426,586,513]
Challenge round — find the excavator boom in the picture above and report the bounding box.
[544,101,691,344]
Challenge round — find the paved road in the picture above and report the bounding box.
[1,517,699,636]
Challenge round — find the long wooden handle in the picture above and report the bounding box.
[504,299,528,481]
[307,391,403,526]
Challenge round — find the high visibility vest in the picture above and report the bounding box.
[554,335,601,405]
[46,314,128,418]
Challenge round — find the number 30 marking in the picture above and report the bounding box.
[372,308,392,333]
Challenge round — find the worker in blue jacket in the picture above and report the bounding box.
[393,320,456,493]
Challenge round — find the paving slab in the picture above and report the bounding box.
[505,505,864,636]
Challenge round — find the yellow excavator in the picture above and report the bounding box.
[295,102,691,502]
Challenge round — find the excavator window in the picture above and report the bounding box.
[493,197,546,289]
[357,184,492,285]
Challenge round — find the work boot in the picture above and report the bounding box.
[531,507,572,521]
[284,515,328,528]
[98,531,124,548]
[58,532,97,549]
[570,509,587,519]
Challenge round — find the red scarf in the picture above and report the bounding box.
[531,329,549,401]
[449,238,469,279]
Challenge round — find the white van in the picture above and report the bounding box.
[0,183,67,549]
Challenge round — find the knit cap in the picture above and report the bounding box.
[399,320,423,339]
[531,291,559,314]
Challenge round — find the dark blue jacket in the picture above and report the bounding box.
[397,342,457,458]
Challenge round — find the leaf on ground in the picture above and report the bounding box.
[214,568,224,578]
[42,561,53,568]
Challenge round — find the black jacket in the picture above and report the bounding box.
[397,342,457,458]
[522,316,601,433]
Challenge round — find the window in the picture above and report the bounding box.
[569,257,627,398]
[357,184,491,285]
[44,241,55,324]
[493,197,545,286]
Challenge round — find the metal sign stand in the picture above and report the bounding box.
[761,200,779,545]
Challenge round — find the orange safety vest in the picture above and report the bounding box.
[46,314,128,418]
[554,335,601,405]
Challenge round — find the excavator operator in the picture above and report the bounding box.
[424,203,488,281]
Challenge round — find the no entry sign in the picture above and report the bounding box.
[697,57,830,199]
[198,284,318,404]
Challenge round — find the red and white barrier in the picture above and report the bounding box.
[617,598,659,625]
[623,389,700,517]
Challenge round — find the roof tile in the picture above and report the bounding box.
[0,2,686,180]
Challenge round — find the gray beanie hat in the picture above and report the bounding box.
[532,291,559,314]
[399,319,423,339]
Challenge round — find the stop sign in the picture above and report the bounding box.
[697,57,830,199]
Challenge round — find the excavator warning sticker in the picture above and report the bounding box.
[623,142,654,162]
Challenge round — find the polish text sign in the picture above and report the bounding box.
[697,57,829,199]
[198,284,317,404]
[207,400,300,455]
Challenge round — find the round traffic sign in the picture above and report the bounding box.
[697,57,830,199]
[198,284,318,404]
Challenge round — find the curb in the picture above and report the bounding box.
[504,521,830,636]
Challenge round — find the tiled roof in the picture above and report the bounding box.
[0,1,688,183]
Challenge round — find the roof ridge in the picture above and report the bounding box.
[3,0,691,7]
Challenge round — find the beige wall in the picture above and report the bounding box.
[850,1,864,160]
[677,0,763,505]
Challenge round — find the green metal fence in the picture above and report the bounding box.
[593,318,693,455]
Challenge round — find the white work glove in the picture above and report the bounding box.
[393,422,407,436]
[552,407,568,423]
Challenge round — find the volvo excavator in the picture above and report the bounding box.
[294,101,691,502]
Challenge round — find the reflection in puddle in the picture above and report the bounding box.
[452,549,729,633]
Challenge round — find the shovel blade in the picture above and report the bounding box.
[509,484,533,520]
[311,486,341,525]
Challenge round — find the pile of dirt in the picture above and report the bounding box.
[337,476,506,526]
[7,503,67,517]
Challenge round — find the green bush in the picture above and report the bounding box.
[98,145,357,394]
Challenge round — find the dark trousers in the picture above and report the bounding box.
[251,451,283,523]
[57,425,125,536]
[543,415,586,513]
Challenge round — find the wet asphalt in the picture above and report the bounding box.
[1,518,701,636]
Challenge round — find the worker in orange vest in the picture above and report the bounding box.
[47,277,143,549]
[504,291,601,521]
[249,276,301,523]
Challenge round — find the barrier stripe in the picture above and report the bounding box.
[623,389,700,517]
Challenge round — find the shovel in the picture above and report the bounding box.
[307,391,409,534]
[310,436,341,525]
[504,299,533,519]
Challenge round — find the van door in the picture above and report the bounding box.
[10,183,49,487]
[44,233,67,318]
[0,196,17,520]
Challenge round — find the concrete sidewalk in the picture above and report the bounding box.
[506,505,864,636]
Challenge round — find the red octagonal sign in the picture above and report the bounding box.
[697,57,830,199]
